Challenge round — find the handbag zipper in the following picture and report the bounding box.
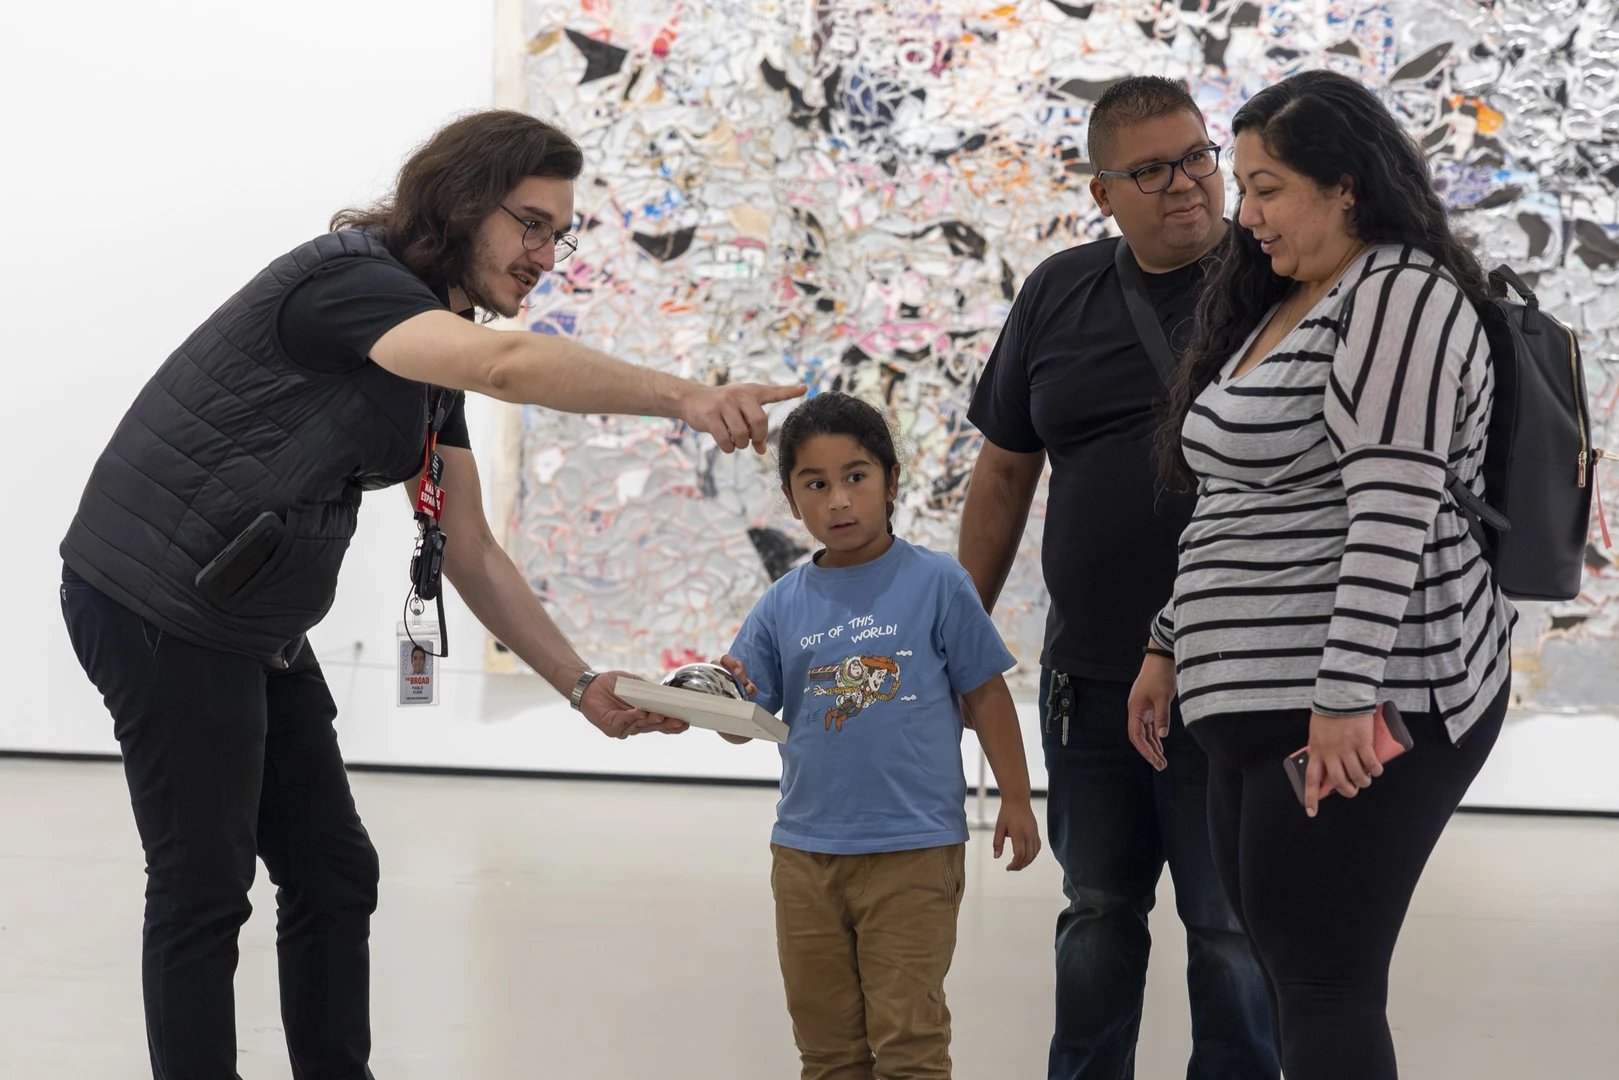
[1567,323,1591,487]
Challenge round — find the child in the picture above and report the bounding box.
[718,391,1041,1080]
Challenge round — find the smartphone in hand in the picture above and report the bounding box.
[1283,702,1414,806]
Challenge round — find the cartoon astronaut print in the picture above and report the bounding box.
[805,655,902,731]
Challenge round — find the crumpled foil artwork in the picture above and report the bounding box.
[497,0,1619,705]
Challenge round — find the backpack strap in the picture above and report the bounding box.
[1114,238,1179,386]
[1487,264,1544,334]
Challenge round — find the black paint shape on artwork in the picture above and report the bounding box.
[1517,213,1553,260]
[632,225,697,262]
[1573,219,1619,269]
[1327,39,1361,58]
[1472,185,1523,211]
[1056,78,1120,101]
[565,29,629,83]
[937,221,988,261]
[1200,32,1230,69]
[1391,41,1452,83]
[759,60,837,133]
[1549,613,1589,631]
[748,527,810,582]
[1585,542,1612,571]
[1048,0,1095,17]
[1001,259,1016,301]
[1230,3,1261,27]
[841,345,871,367]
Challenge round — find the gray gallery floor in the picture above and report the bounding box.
[0,758,1614,1079]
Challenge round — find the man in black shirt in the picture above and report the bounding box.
[59,110,802,1079]
[961,79,1278,1078]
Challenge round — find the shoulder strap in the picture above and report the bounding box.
[1114,238,1179,386]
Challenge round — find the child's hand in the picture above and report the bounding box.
[717,654,757,698]
[994,799,1042,871]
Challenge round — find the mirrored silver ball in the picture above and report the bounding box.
[661,663,746,700]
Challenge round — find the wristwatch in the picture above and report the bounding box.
[568,669,601,711]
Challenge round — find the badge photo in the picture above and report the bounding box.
[397,621,441,706]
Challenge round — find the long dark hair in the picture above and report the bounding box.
[331,109,583,291]
[777,392,902,533]
[1158,70,1490,487]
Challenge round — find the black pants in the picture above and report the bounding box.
[1040,672,1276,1079]
[61,566,378,1080]
[1188,685,1508,1080]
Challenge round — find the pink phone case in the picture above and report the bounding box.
[1284,702,1414,806]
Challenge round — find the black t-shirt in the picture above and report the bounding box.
[968,237,1205,682]
[277,256,472,448]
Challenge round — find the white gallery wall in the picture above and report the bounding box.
[3,0,1616,811]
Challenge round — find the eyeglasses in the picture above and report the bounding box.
[1097,145,1223,194]
[500,205,578,262]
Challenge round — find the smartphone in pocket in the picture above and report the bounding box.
[195,511,285,606]
[1284,701,1413,807]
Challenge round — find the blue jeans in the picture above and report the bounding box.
[1041,670,1278,1080]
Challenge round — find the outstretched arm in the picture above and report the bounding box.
[371,311,803,452]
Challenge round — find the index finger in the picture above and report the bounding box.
[746,382,807,405]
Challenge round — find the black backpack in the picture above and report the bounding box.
[1341,262,1598,602]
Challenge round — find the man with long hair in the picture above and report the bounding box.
[58,109,800,1079]
[960,79,1278,1078]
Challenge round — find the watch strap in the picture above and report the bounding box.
[569,669,601,711]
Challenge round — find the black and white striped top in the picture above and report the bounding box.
[1151,245,1515,742]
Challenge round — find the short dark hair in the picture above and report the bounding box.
[1087,77,1205,171]
[332,109,584,291]
[777,392,902,533]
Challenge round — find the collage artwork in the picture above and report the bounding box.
[493,0,1619,705]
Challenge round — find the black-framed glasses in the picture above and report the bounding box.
[500,205,578,262]
[1097,145,1223,194]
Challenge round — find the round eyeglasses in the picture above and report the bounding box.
[500,205,579,262]
[1097,145,1224,195]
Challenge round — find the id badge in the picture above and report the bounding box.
[397,620,441,706]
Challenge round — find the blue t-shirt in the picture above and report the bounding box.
[728,538,1017,855]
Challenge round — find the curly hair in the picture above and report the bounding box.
[331,110,583,292]
[776,392,902,533]
[1157,69,1490,487]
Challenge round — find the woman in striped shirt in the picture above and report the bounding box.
[1126,70,1513,1080]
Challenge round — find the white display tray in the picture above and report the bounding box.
[614,680,789,744]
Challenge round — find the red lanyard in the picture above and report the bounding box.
[414,390,452,522]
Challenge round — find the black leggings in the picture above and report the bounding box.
[1189,685,1508,1080]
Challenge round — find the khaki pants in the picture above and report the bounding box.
[771,843,966,1080]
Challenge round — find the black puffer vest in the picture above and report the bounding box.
[61,229,438,666]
